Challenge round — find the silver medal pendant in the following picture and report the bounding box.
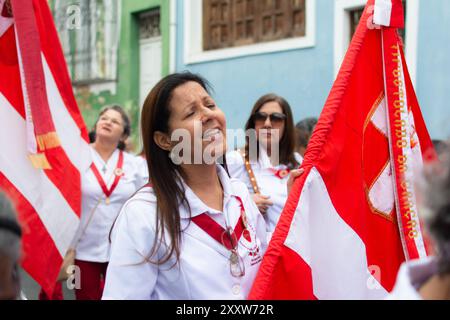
[229,250,245,278]
[230,251,239,265]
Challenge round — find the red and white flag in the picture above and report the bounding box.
[249,0,436,300]
[0,0,90,296]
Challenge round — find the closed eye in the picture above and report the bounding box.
[185,109,195,119]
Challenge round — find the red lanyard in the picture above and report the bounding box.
[191,196,252,250]
[90,150,124,204]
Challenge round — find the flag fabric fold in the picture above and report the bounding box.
[0,0,91,296]
[249,0,435,300]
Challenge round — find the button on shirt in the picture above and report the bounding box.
[227,149,302,233]
[74,147,149,263]
[102,165,268,300]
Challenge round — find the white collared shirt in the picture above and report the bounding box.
[387,257,439,300]
[102,165,268,300]
[74,146,149,263]
[226,149,302,233]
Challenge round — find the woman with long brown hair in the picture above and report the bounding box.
[102,73,268,300]
[227,94,302,233]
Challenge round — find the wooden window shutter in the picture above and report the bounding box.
[203,0,307,51]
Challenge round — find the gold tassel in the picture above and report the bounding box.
[29,153,52,170]
[36,132,61,150]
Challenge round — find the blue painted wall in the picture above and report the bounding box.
[416,0,450,140]
[176,0,335,147]
[175,0,449,143]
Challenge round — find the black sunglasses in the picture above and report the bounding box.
[252,112,287,124]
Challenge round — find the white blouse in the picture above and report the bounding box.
[226,149,302,233]
[74,147,149,263]
[102,165,268,300]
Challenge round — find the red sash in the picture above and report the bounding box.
[191,196,251,250]
[90,150,124,204]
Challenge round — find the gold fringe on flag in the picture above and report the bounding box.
[36,132,61,150]
[29,153,52,170]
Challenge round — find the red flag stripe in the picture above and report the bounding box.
[0,0,90,297]
[10,0,56,137]
[248,164,309,299]
[0,30,88,216]
[0,26,24,118]
[0,56,82,216]
[0,94,80,253]
[296,3,404,290]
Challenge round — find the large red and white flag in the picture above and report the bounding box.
[249,0,437,300]
[0,0,90,296]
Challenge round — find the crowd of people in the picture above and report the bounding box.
[0,72,448,300]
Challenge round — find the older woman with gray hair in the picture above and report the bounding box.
[389,143,450,300]
[0,192,22,300]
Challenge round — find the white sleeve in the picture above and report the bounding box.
[226,150,246,179]
[102,199,158,300]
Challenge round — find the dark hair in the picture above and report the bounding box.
[295,117,318,149]
[141,72,217,265]
[432,139,449,159]
[424,147,450,275]
[91,105,131,150]
[244,94,298,168]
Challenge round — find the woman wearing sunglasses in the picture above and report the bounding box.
[102,73,268,300]
[227,94,302,233]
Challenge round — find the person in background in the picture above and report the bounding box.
[295,117,318,160]
[388,144,450,300]
[227,94,302,233]
[432,139,449,161]
[0,192,22,300]
[40,105,148,300]
[73,105,148,300]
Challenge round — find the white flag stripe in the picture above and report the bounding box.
[368,162,395,215]
[371,97,388,136]
[285,168,388,299]
[0,93,80,256]
[374,0,393,27]
[42,55,91,172]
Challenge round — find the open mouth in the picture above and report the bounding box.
[202,128,222,141]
